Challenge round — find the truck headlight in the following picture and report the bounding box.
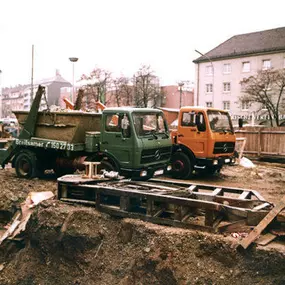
[167,165,172,171]
[140,170,148,177]
[213,160,218,165]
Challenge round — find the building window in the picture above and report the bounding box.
[241,101,250,110]
[206,102,213,107]
[242,62,250,72]
[223,63,231,74]
[206,84,213,93]
[223,82,231,92]
[262,59,271,70]
[205,65,213,75]
[223,101,230,110]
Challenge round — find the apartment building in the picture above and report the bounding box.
[193,27,285,125]
[2,70,72,118]
[2,85,27,118]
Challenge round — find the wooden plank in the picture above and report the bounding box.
[271,229,285,236]
[239,196,285,249]
[205,210,215,227]
[238,191,250,200]
[120,196,130,211]
[253,203,271,211]
[257,128,261,156]
[247,210,285,226]
[60,198,96,206]
[153,209,164,218]
[174,205,182,221]
[218,220,252,233]
[212,214,224,230]
[146,199,154,216]
[188,185,197,193]
[212,188,223,196]
[255,233,277,246]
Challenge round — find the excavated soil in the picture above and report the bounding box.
[0,161,285,285]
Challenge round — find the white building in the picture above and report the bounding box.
[193,27,285,125]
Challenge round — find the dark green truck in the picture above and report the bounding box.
[0,86,172,180]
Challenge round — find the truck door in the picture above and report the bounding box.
[100,112,133,167]
[178,111,208,158]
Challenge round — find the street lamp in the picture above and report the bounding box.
[195,49,214,106]
[178,82,184,108]
[69,57,79,103]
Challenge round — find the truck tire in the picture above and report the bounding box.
[171,152,193,179]
[15,150,39,179]
[99,160,116,173]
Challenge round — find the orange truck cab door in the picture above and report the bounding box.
[177,110,208,158]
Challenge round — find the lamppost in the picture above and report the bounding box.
[69,57,79,103]
[195,49,214,106]
[178,82,184,108]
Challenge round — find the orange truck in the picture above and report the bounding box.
[170,106,236,179]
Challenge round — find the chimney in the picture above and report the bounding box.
[56,69,61,76]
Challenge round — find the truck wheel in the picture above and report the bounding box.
[171,152,193,179]
[99,160,116,173]
[15,150,38,179]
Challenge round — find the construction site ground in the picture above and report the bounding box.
[0,160,285,285]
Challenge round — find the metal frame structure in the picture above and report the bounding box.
[58,176,276,233]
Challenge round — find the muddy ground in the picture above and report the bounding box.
[0,161,285,285]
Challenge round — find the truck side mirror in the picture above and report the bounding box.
[122,126,131,138]
[238,118,244,128]
[121,114,131,138]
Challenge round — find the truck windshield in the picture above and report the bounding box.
[207,110,234,133]
[132,112,168,138]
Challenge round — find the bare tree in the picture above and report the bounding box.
[240,69,285,126]
[133,65,164,108]
[111,77,134,107]
[80,67,112,109]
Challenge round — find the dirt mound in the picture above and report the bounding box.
[0,163,285,285]
[1,200,285,285]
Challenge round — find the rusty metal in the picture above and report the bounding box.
[57,176,275,232]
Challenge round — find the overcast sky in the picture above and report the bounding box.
[0,0,284,87]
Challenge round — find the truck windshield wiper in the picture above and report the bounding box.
[213,128,226,133]
[145,130,158,139]
[224,128,234,134]
[159,131,169,138]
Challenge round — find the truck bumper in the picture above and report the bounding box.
[121,162,172,179]
[195,156,235,169]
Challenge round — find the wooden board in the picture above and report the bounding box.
[239,196,285,249]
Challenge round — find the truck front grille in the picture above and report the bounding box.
[141,146,172,164]
[213,142,235,154]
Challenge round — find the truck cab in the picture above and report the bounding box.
[171,106,236,179]
[95,107,172,179]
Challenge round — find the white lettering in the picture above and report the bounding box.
[15,139,74,151]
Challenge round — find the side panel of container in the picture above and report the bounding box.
[14,111,102,143]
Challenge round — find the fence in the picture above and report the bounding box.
[234,127,285,158]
